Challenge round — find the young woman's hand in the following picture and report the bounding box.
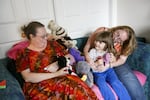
[94,27,109,34]
[109,53,116,63]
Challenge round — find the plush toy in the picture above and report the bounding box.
[57,56,72,74]
[75,61,94,87]
[57,36,85,62]
[48,20,68,40]
[48,20,84,62]
[57,36,78,50]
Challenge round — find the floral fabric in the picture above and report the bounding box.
[16,40,97,100]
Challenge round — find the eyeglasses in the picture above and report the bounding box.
[36,34,49,39]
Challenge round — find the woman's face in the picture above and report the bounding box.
[94,41,106,51]
[31,27,48,48]
[113,29,128,43]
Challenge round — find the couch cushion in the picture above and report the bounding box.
[127,42,150,76]
[74,37,88,52]
[133,70,147,86]
[127,42,150,99]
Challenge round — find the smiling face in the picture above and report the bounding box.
[113,29,129,43]
[94,41,106,51]
[30,27,48,48]
[110,25,137,56]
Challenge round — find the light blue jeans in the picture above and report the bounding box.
[114,63,146,100]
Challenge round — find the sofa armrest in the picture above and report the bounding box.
[127,42,150,75]
[0,58,25,100]
[127,42,150,99]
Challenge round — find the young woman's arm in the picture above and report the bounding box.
[110,55,128,67]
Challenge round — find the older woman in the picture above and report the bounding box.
[16,21,98,100]
[84,26,146,100]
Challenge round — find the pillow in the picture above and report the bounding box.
[7,40,29,60]
[133,70,147,86]
[91,84,118,100]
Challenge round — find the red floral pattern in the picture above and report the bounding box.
[16,40,97,100]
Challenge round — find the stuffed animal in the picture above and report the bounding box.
[48,20,68,40]
[57,56,72,74]
[57,36,78,50]
[48,20,84,62]
[75,61,94,87]
[57,36,85,62]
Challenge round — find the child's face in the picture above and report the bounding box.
[94,41,106,51]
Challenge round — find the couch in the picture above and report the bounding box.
[0,37,150,100]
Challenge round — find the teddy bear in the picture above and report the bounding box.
[57,36,85,62]
[47,20,84,62]
[75,61,94,87]
[48,20,68,40]
[57,36,78,50]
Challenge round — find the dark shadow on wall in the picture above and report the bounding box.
[137,27,150,43]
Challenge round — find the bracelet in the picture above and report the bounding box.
[44,67,48,71]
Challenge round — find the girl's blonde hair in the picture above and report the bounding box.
[95,31,116,55]
[110,26,137,56]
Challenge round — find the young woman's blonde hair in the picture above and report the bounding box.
[95,31,116,56]
[110,26,137,56]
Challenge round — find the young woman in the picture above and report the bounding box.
[88,31,131,100]
[84,26,146,100]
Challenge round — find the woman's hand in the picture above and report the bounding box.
[56,67,69,76]
[44,62,59,72]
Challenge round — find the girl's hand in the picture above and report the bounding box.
[96,58,104,65]
[96,63,110,71]
[88,59,95,67]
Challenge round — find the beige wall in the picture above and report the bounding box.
[117,0,150,42]
[0,0,114,58]
[0,0,150,58]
